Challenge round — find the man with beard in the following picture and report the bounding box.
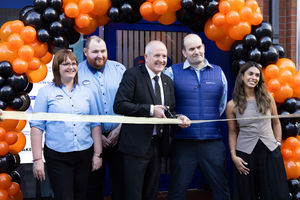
[78,35,125,200]
[165,34,230,200]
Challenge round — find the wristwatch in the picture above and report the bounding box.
[94,152,103,158]
[276,141,282,148]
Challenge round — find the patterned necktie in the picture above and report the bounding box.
[154,75,162,105]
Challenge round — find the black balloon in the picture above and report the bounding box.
[23,10,44,30]
[34,0,48,11]
[13,154,20,171]
[58,12,74,33]
[0,100,7,110]
[125,10,142,24]
[121,3,133,15]
[260,46,279,66]
[282,98,297,113]
[108,7,121,22]
[0,153,15,173]
[37,28,51,43]
[66,29,81,45]
[188,18,206,32]
[242,34,257,50]
[283,122,298,139]
[176,9,195,25]
[194,3,205,15]
[231,41,247,60]
[273,44,285,58]
[248,48,261,62]
[10,171,21,185]
[0,76,5,88]
[7,74,28,93]
[252,22,273,39]
[52,35,67,48]
[42,7,58,22]
[0,61,13,78]
[49,0,63,11]
[49,21,63,36]
[294,191,300,200]
[280,111,291,125]
[288,179,300,194]
[9,97,23,110]
[294,110,300,123]
[181,0,195,9]
[205,0,219,17]
[0,85,15,102]
[232,59,246,75]
[111,0,124,7]
[19,6,35,21]
[24,82,33,93]
[258,36,272,51]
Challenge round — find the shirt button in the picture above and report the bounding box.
[73,124,76,126]
[70,97,72,99]
[75,134,77,136]
[104,102,106,104]
[102,93,105,95]
[105,112,107,114]
[72,105,74,107]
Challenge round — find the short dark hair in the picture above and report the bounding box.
[52,49,78,87]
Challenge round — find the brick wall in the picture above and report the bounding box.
[257,0,297,64]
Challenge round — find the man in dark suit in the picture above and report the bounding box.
[113,40,190,200]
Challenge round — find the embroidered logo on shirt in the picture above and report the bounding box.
[82,80,90,85]
[56,95,63,100]
[205,81,216,84]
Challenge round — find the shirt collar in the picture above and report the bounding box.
[183,59,213,71]
[145,64,161,80]
[86,60,105,74]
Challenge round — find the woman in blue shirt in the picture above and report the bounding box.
[30,49,102,200]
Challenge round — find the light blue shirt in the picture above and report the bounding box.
[29,83,100,153]
[78,60,126,133]
[164,59,228,115]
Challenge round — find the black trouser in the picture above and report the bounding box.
[123,136,161,200]
[87,139,123,200]
[44,145,93,200]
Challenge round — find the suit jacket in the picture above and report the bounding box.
[113,64,176,157]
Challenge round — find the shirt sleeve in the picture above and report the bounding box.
[29,86,48,132]
[219,70,228,116]
[164,67,174,81]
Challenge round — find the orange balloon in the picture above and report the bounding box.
[249,12,263,25]
[0,141,9,156]
[20,26,37,44]
[285,137,300,150]
[5,131,18,145]
[273,84,293,103]
[278,70,293,85]
[292,72,300,95]
[0,42,18,63]
[219,1,231,14]
[276,58,296,74]
[75,16,98,35]
[140,2,154,18]
[246,0,259,12]
[7,33,24,51]
[265,64,279,79]
[285,160,300,180]
[142,12,160,22]
[239,6,253,21]
[0,189,8,200]
[18,45,34,61]
[216,36,235,51]
[63,0,79,8]
[228,21,251,40]
[0,21,12,41]
[153,0,168,15]
[7,182,20,196]
[226,10,240,25]
[30,40,48,58]
[12,58,28,74]
[75,13,91,28]
[40,52,53,64]
[165,0,181,12]
[8,131,26,154]
[0,108,18,131]
[227,0,244,11]
[64,2,80,18]
[212,13,225,26]
[0,127,6,141]
[96,15,110,26]
[26,63,48,83]
[204,19,226,41]
[10,21,24,34]
[293,147,300,161]
[78,0,94,14]
[15,120,27,132]
[281,147,293,160]
[12,190,23,200]
[266,78,281,92]
[158,11,176,25]
[91,0,111,16]
[28,57,41,70]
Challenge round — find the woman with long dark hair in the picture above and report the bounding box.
[226,61,289,200]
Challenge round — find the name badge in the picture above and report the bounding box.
[82,80,90,85]
[205,81,216,84]
[56,95,63,100]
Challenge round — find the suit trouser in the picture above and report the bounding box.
[123,136,161,200]
[44,145,93,200]
[87,144,123,200]
[167,139,230,200]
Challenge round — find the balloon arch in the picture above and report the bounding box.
[0,0,299,199]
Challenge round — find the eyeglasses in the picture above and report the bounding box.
[60,62,77,66]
